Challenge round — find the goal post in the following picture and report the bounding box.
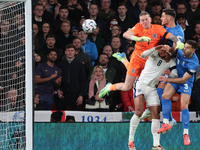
[0,0,33,149]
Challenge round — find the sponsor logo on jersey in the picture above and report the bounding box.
[152,33,157,39]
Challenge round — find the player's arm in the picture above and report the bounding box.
[35,74,57,84]
[166,33,184,49]
[158,72,192,84]
[123,29,151,42]
[141,45,165,58]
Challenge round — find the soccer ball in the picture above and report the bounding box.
[82,19,97,33]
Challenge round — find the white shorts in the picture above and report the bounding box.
[133,80,160,107]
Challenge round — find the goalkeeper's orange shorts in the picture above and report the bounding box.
[127,52,147,77]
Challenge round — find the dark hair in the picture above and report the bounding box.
[111,36,121,42]
[59,5,69,12]
[65,43,75,49]
[177,2,186,7]
[112,24,121,31]
[162,9,176,19]
[47,49,58,55]
[46,33,56,39]
[99,52,109,58]
[158,39,171,46]
[73,37,81,42]
[195,20,200,26]
[35,92,40,97]
[61,20,70,26]
[186,40,198,50]
[118,2,127,8]
[152,13,161,18]
[33,3,44,10]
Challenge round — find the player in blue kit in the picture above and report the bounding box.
[157,40,199,146]
[141,9,185,130]
[157,9,184,130]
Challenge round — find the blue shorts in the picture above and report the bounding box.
[170,82,193,96]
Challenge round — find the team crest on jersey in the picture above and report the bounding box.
[152,33,157,39]
[132,27,135,30]
[131,69,135,73]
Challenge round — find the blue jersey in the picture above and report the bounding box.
[176,49,199,83]
[163,23,184,46]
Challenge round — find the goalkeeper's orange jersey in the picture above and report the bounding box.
[130,23,171,56]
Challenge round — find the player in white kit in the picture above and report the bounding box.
[128,40,178,150]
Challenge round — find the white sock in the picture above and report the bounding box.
[183,129,189,135]
[163,119,169,124]
[151,119,160,147]
[129,114,140,142]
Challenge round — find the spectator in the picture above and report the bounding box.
[71,26,79,37]
[35,50,62,110]
[52,5,77,34]
[176,2,194,26]
[152,14,161,24]
[33,23,40,50]
[65,115,76,122]
[186,0,200,22]
[56,44,86,110]
[106,24,129,51]
[67,0,86,25]
[35,50,46,69]
[14,33,25,60]
[88,3,107,34]
[116,2,136,35]
[55,20,75,51]
[34,92,46,110]
[131,0,153,23]
[98,53,117,83]
[73,37,93,77]
[50,111,63,122]
[32,4,48,31]
[102,15,119,42]
[98,0,116,22]
[77,28,98,66]
[37,0,54,22]
[192,21,200,43]
[85,65,112,112]
[12,13,25,41]
[79,15,86,30]
[0,87,24,112]
[196,38,200,60]
[151,0,162,15]
[37,21,52,48]
[111,36,126,53]
[176,13,196,42]
[87,26,105,55]
[48,0,60,16]
[102,45,126,82]
[127,0,139,16]
[41,33,64,63]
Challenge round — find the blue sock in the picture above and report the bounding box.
[161,99,171,120]
[157,88,163,101]
[181,109,190,129]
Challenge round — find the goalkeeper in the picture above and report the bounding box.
[99,11,184,98]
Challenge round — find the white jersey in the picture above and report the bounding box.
[138,50,177,87]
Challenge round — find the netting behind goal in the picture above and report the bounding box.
[0,2,26,149]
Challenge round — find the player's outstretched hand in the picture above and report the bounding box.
[158,76,167,83]
[163,69,170,75]
[176,41,184,49]
[138,36,151,42]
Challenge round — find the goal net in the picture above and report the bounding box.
[0,1,32,149]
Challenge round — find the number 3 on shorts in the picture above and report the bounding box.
[184,83,188,89]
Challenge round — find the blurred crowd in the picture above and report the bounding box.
[0,0,200,112]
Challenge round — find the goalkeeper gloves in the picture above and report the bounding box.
[176,41,184,49]
[131,35,151,42]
